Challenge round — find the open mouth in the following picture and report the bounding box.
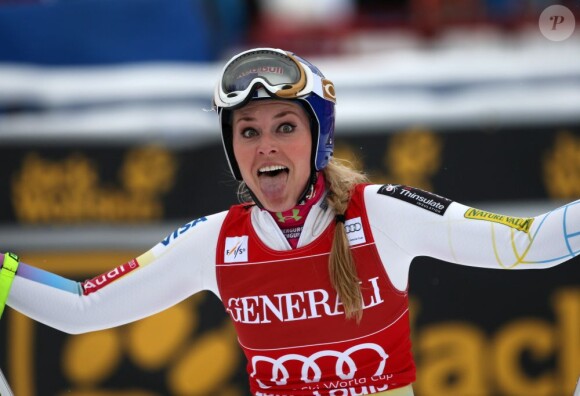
[258,165,289,177]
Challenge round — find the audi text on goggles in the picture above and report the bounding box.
[214,48,334,109]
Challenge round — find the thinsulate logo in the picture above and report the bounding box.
[464,208,534,233]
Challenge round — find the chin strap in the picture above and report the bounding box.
[297,171,319,205]
[0,252,20,319]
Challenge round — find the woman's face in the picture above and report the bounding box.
[232,100,312,212]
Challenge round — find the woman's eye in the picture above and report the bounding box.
[279,123,295,133]
[241,128,258,138]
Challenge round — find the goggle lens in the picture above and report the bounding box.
[221,50,303,98]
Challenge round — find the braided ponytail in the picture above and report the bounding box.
[324,158,369,323]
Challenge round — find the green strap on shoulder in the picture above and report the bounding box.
[0,252,20,319]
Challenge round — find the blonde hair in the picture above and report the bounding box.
[236,157,369,322]
[323,157,369,322]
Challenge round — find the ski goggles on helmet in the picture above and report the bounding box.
[214,48,335,109]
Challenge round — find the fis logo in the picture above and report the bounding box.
[224,236,249,263]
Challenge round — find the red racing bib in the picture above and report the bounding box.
[216,185,415,395]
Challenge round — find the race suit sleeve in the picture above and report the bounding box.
[364,184,579,291]
[2,211,227,334]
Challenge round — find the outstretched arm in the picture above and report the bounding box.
[366,185,578,288]
[1,212,226,334]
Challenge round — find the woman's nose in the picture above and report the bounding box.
[258,134,278,155]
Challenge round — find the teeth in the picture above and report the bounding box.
[259,165,287,173]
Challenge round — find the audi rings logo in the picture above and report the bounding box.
[344,217,366,246]
[345,222,362,234]
[251,343,389,388]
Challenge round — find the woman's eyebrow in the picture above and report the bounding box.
[235,110,299,124]
[273,110,299,119]
[235,115,256,123]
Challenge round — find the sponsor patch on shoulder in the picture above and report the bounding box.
[378,184,452,216]
[344,216,366,246]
